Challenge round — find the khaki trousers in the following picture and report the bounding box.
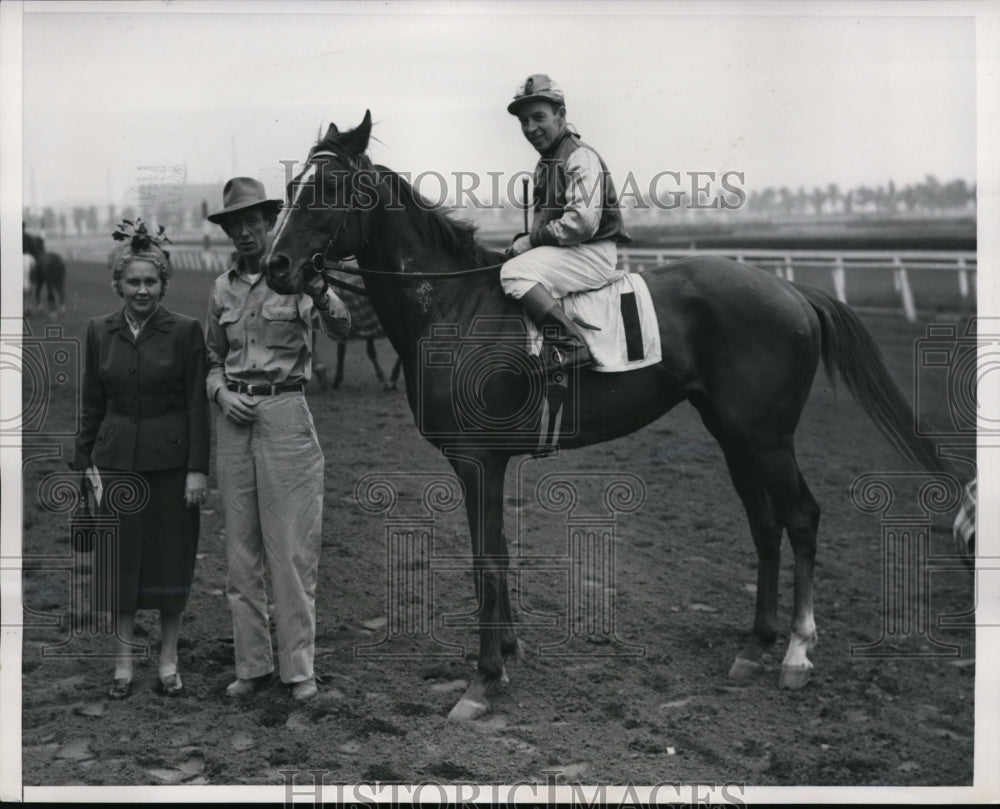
[216,393,324,684]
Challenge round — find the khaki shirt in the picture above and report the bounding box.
[205,263,351,402]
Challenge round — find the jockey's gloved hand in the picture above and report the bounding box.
[506,233,533,258]
[302,264,330,306]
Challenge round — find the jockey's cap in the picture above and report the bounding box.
[507,74,565,115]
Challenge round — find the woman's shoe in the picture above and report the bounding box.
[108,677,132,700]
[157,672,184,696]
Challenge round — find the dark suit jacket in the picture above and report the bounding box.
[73,306,210,473]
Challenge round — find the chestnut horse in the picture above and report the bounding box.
[264,111,943,720]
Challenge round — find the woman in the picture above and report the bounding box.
[73,219,210,699]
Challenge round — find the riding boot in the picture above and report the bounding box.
[519,283,592,370]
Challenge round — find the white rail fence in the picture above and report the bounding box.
[618,248,976,322]
[52,241,976,322]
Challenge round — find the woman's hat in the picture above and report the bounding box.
[507,74,565,115]
[207,177,283,224]
[109,218,172,276]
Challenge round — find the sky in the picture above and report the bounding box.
[17,1,978,212]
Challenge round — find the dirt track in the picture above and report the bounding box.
[19,262,975,789]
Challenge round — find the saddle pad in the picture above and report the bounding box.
[526,272,661,372]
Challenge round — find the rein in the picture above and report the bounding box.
[316,258,506,297]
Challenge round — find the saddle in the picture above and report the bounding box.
[525,273,662,373]
[531,273,662,456]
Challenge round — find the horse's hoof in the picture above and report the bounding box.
[728,657,764,680]
[447,696,490,722]
[779,663,812,690]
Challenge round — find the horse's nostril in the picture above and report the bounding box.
[267,254,290,277]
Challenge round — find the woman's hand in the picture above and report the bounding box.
[184,471,207,508]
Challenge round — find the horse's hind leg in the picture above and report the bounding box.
[332,341,346,389]
[45,280,57,317]
[365,337,387,386]
[388,358,403,391]
[770,463,820,689]
[749,443,821,688]
[720,443,783,680]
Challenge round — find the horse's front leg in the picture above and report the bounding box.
[447,454,519,721]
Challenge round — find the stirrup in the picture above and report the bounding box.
[542,339,591,372]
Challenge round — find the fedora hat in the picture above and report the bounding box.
[507,74,565,115]
[207,177,283,224]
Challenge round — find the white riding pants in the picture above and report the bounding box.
[499,240,623,300]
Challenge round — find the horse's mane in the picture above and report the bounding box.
[312,125,505,270]
[378,167,506,268]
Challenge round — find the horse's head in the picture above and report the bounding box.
[265,110,374,294]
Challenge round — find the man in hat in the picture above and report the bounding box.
[501,73,631,368]
[204,177,350,701]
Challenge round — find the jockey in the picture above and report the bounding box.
[501,73,631,369]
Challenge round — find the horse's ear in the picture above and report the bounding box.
[344,109,372,155]
[323,122,340,141]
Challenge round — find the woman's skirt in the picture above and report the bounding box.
[95,467,199,614]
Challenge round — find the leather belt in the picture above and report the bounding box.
[226,381,304,396]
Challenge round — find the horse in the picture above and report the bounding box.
[263,111,945,721]
[23,232,66,316]
[36,252,67,315]
[326,277,402,391]
[310,330,403,392]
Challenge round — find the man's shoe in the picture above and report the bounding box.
[156,672,184,697]
[290,677,318,701]
[226,674,269,698]
[108,677,131,700]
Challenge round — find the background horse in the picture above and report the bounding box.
[264,112,946,721]
[23,231,66,316]
[325,274,402,391]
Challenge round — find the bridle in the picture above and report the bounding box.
[302,149,371,266]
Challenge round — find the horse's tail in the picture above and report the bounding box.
[795,283,945,474]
